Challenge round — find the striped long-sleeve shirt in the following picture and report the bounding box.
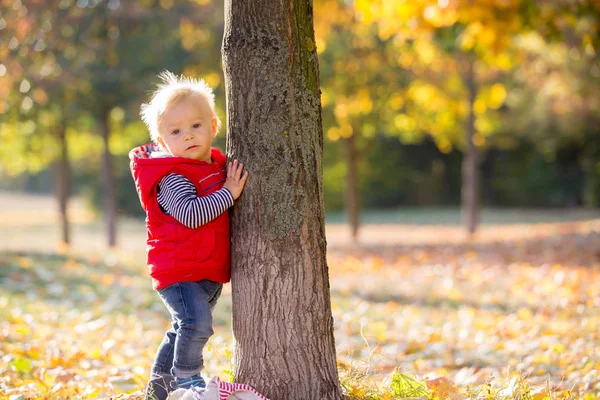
[157,173,234,229]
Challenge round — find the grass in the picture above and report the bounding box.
[0,191,599,399]
[325,206,600,225]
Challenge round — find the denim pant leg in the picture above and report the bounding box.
[156,280,223,380]
[151,319,177,377]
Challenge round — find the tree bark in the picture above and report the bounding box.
[222,1,343,399]
[100,107,117,247]
[344,135,359,242]
[462,58,479,235]
[55,119,71,246]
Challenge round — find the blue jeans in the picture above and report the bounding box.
[151,280,223,380]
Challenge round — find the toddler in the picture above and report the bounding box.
[129,71,248,398]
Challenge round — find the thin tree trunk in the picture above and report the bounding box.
[481,149,495,206]
[222,1,343,399]
[344,135,359,242]
[462,58,479,234]
[100,107,117,247]
[55,119,70,246]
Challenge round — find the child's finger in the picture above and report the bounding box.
[236,170,248,186]
[236,163,245,179]
[228,160,237,177]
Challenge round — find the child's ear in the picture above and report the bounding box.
[212,119,218,138]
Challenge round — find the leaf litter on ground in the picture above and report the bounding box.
[0,219,599,399]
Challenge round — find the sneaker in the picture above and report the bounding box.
[172,375,206,390]
[145,374,174,400]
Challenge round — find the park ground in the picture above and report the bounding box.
[0,192,599,399]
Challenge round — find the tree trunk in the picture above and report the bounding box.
[100,107,117,247]
[222,1,343,399]
[462,58,479,235]
[481,149,495,206]
[55,119,71,246]
[344,135,360,242]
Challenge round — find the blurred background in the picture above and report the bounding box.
[1,2,600,397]
[0,0,599,250]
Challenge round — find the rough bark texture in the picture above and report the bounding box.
[100,108,117,247]
[462,58,479,234]
[222,1,343,399]
[55,121,70,245]
[344,135,359,242]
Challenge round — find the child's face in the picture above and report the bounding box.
[156,96,218,162]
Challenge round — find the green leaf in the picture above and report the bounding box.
[11,357,32,374]
[389,369,430,398]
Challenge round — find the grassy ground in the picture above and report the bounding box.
[326,207,600,225]
[0,192,599,399]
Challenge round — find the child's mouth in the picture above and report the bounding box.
[187,145,198,150]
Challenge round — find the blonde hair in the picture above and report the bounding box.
[140,71,221,144]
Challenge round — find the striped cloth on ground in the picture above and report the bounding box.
[182,376,269,400]
[216,380,268,399]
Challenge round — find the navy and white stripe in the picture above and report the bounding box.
[157,173,233,229]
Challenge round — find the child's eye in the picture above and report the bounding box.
[171,129,180,135]
[193,123,201,129]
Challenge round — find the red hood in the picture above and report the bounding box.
[129,144,227,210]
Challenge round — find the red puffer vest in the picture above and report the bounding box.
[129,144,230,290]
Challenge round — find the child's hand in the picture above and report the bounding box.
[224,159,249,200]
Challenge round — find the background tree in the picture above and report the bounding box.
[0,1,93,246]
[348,0,526,234]
[314,0,410,240]
[77,1,222,247]
[0,0,225,247]
[312,0,598,234]
[222,0,344,399]
[514,1,600,206]
[2,0,598,243]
